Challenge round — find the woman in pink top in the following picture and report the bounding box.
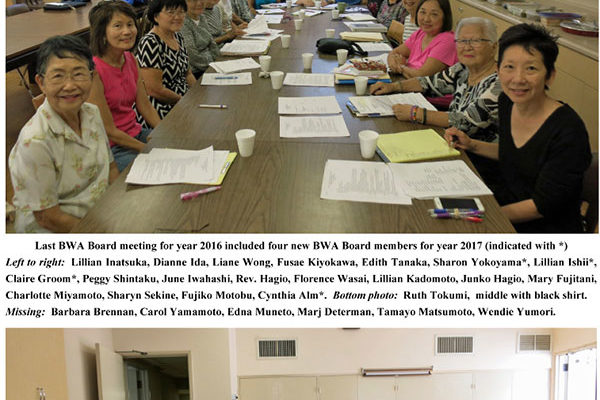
[88,0,161,171]
[387,0,457,79]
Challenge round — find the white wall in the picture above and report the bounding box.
[63,328,114,400]
[235,328,552,376]
[112,329,232,400]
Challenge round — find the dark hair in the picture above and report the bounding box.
[415,0,453,33]
[498,23,558,79]
[145,0,187,28]
[36,35,94,75]
[89,0,139,56]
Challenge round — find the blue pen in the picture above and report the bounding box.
[215,76,239,80]
[430,208,480,214]
[220,161,231,175]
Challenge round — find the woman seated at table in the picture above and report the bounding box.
[217,0,249,30]
[203,0,244,45]
[370,17,500,143]
[446,23,592,233]
[87,0,162,172]
[137,0,196,119]
[231,0,254,22]
[9,36,118,233]
[181,0,221,78]
[387,0,456,78]
[376,0,407,30]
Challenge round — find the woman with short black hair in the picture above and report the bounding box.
[88,0,161,171]
[446,23,592,232]
[137,0,196,119]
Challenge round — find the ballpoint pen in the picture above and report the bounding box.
[198,104,228,109]
[180,186,221,201]
[215,76,239,80]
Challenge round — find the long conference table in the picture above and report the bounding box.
[73,9,516,233]
[5,0,146,72]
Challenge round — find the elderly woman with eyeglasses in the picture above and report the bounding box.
[370,17,500,143]
[9,36,118,233]
[137,0,196,119]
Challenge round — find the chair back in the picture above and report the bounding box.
[582,152,598,233]
[6,3,30,16]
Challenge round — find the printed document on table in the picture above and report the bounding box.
[201,72,252,85]
[264,15,284,24]
[283,73,335,87]
[320,160,411,204]
[280,115,350,137]
[293,9,322,16]
[220,39,270,55]
[344,13,376,21]
[256,8,285,14]
[125,147,214,185]
[242,28,283,41]
[244,15,270,35]
[278,96,342,115]
[209,58,260,74]
[149,148,230,184]
[389,160,493,199]
[349,93,436,115]
[353,42,392,52]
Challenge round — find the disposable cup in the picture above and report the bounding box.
[286,0,292,8]
[326,28,335,38]
[336,48,348,65]
[302,53,313,69]
[314,0,321,8]
[258,55,271,72]
[337,1,346,13]
[294,19,303,30]
[281,34,291,48]
[332,9,339,18]
[235,129,256,157]
[359,130,379,159]
[354,76,368,95]
[271,71,285,89]
[298,9,305,18]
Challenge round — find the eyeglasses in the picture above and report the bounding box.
[454,38,492,48]
[163,9,186,17]
[42,70,93,85]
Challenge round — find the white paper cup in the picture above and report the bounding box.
[314,0,321,8]
[326,28,335,38]
[336,48,348,65]
[281,34,291,48]
[359,130,379,159]
[286,0,292,8]
[270,71,285,89]
[354,76,368,95]
[235,129,256,157]
[294,19,303,30]
[332,9,339,18]
[258,55,271,72]
[302,53,313,70]
[298,9,305,18]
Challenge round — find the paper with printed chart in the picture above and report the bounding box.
[283,73,335,87]
[280,115,350,137]
[320,159,412,204]
[278,96,342,115]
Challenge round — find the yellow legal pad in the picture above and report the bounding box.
[377,129,460,163]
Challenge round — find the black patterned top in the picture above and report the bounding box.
[136,32,190,119]
[417,62,501,142]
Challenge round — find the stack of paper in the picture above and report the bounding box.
[347,93,436,116]
[343,13,376,21]
[209,57,260,73]
[242,28,283,41]
[260,2,287,8]
[280,115,350,138]
[220,39,270,55]
[125,147,236,186]
[339,31,384,42]
[256,8,285,14]
[352,42,392,52]
[278,96,342,115]
[343,21,388,32]
[264,14,284,24]
[283,73,335,87]
[244,15,270,35]
[292,9,322,17]
[320,159,491,204]
[376,129,460,162]
[201,72,252,85]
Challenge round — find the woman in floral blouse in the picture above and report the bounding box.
[9,36,118,233]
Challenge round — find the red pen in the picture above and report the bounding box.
[464,216,483,223]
